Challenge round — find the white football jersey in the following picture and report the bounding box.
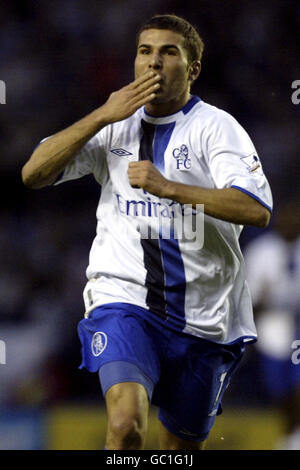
[244,232,300,357]
[244,233,300,312]
[54,96,273,344]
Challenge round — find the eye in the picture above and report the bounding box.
[164,47,178,55]
[139,49,150,55]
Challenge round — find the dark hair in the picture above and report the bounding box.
[137,14,204,64]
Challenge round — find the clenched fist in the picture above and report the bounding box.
[128,160,172,198]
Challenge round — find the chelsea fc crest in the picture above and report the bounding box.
[91,332,107,356]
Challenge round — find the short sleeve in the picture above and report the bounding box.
[203,110,273,212]
[53,129,108,186]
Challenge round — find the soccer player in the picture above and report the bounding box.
[22,14,272,450]
[244,199,300,449]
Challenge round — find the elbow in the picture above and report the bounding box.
[21,165,43,189]
[255,207,271,228]
[21,165,35,188]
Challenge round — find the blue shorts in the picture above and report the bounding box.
[77,303,245,442]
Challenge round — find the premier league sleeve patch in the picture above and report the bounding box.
[240,153,262,174]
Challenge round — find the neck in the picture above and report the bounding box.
[145,92,191,117]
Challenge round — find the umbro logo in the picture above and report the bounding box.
[110,148,133,157]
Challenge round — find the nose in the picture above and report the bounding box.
[148,52,162,71]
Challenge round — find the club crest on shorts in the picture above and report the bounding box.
[91,332,107,356]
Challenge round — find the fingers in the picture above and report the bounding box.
[103,71,161,122]
[130,73,161,107]
[128,161,153,169]
[137,80,160,97]
[131,90,157,109]
[128,161,154,183]
[128,161,166,197]
[128,71,161,91]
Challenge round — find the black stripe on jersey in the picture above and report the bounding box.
[140,237,168,320]
[139,119,168,320]
[139,120,156,162]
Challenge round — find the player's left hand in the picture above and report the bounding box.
[128,161,170,198]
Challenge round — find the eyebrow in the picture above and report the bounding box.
[138,44,180,51]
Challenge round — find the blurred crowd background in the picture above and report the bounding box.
[0,0,299,449]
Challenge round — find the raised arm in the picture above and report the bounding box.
[21,71,161,189]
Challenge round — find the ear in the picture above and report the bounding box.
[188,61,201,82]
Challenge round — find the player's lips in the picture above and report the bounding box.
[151,72,164,83]
[154,83,163,94]
[156,78,165,89]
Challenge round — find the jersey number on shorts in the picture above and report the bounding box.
[208,371,228,417]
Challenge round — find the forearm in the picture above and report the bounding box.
[163,181,270,227]
[21,108,110,189]
[22,71,161,189]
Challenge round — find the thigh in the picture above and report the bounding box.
[77,304,161,391]
[155,338,245,442]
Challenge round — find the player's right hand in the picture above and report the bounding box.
[99,71,161,123]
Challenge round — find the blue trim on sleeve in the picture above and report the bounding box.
[231,185,272,213]
[33,142,41,152]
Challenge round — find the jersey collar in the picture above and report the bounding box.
[142,95,201,124]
